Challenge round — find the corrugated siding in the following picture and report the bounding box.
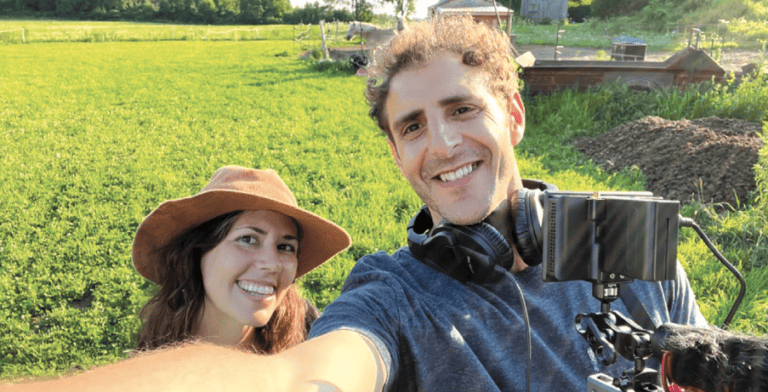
[520,0,567,21]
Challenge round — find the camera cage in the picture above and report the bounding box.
[531,189,746,392]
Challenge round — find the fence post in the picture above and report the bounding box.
[21,27,25,43]
[554,22,564,61]
[319,20,329,60]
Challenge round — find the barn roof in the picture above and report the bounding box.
[428,0,510,13]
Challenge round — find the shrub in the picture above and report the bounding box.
[311,58,355,73]
[568,4,591,22]
[590,0,648,19]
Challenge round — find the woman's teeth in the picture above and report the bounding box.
[439,163,477,182]
[237,281,274,295]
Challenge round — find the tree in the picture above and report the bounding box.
[197,0,217,23]
[381,0,415,18]
[283,2,353,24]
[354,0,372,21]
[322,0,395,22]
[240,0,290,23]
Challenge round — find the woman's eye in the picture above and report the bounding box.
[238,236,258,245]
[278,244,297,253]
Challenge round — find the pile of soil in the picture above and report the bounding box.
[572,116,764,207]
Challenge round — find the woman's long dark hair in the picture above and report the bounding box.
[135,211,308,354]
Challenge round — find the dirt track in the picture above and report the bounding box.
[517,45,764,74]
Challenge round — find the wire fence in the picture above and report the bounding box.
[0,22,354,45]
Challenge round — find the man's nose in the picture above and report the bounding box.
[430,120,462,157]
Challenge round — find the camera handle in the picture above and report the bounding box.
[576,307,662,392]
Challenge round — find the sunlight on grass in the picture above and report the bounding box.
[1,33,767,380]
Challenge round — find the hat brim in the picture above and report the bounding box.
[132,189,351,284]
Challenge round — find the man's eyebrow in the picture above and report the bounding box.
[438,95,472,106]
[392,96,473,131]
[393,109,424,130]
[237,226,298,242]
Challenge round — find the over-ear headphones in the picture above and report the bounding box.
[407,179,557,285]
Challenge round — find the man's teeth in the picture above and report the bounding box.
[237,281,274,295]
[438,163,477,182]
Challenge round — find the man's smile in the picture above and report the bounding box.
[435,162,479,182]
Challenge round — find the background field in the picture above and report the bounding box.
[3,18,764,51]
[1,21,767,381]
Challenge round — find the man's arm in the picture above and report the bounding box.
[3,330,385,392]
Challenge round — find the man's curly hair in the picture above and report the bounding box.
[365,15,519,140]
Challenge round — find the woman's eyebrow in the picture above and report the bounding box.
[237,226,298,242]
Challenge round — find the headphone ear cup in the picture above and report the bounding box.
[469,223,514,273]
[436,222,512,284]
[407,205,433,261]
[466,223,513,284]
[513,188,545,267]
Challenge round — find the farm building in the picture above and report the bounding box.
[520,0,567,22]
[428,0,514,28]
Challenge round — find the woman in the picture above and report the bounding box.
[131,165,350,354]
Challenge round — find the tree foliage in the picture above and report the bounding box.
[590,0,648,19]
[0,0,348,24]
[240,0,290,23]
[283,2,354,24]
[380,0,415,18]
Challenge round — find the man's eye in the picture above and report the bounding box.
[454,106,473,115]
[403,123,421,135]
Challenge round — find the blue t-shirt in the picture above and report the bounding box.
[309,247,707,392]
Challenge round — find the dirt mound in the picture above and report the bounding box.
[572,116,764,207]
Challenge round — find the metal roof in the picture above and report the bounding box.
[429,0,508,11]
[436,6,512,14]
[611,35,647,45]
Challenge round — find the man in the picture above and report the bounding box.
[304,15,707,391]
[5,15,706,392]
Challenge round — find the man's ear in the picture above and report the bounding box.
[388,138,405,174]
[508,91,525,146]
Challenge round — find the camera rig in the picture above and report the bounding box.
[531,190,746,392]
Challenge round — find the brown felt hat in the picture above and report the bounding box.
[132,166,351,284]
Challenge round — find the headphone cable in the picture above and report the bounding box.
[506,271,532,392]
[678,215,745,329]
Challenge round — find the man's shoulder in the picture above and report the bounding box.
[348,247,418,276]
[342,247,462,297]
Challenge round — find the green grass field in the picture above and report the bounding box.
[3,18,765,50]
[1,23,767,380]
[0,20,359,49]
[1,18,749,50]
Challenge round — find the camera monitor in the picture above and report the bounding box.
[541,191,680,284]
